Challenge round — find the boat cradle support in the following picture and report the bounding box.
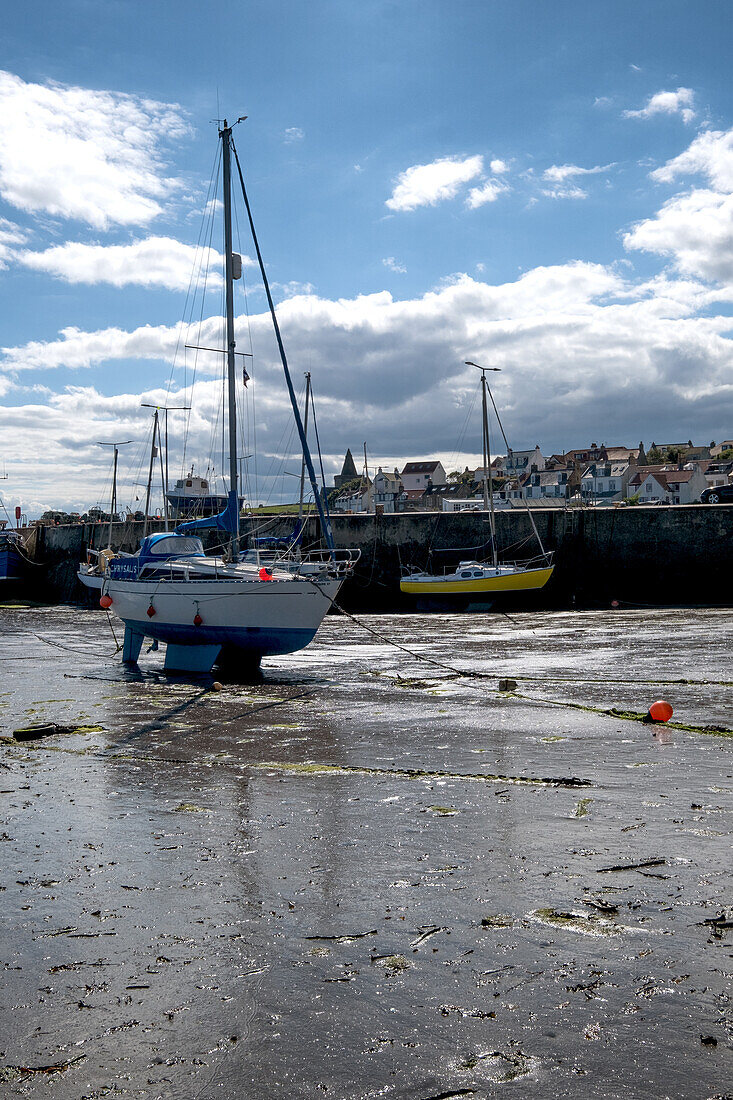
[121,625,222,674]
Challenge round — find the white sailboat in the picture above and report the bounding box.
[400,362,554,607]
[81,119,359,674]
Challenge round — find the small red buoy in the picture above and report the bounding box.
[193,612,203,626]
[259,567,273,581]
[648,699,673,723]
[99,594,113,609]
[611,599,619,608]
[147,604,156,618]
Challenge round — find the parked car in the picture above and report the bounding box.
[700,485,733,504]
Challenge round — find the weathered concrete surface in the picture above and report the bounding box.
[27,503,733,609]
[0,604,731,1098]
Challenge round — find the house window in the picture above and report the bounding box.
[609,481,616,491]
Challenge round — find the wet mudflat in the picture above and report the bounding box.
[0,603,731,1099]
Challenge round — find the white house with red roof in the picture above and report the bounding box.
[628,466,706,504]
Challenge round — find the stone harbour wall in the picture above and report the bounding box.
[24,503,733,610]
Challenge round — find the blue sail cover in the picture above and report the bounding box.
[175,489,239,537]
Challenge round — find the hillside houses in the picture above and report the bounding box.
[328,438,730,512]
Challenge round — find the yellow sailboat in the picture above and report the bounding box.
[400,361,555,608]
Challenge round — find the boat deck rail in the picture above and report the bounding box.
[402,550,553,578]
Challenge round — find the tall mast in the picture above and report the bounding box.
[220,121,240,561]
[466,361,501,569]
[143,408,159,538]
[480,371,498,567]
[298,372,311,524]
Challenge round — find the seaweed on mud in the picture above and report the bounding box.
[252,760,590,789]
[530,907,629,937]
[480,914,514,928]
[573,798,593,818]
[371,953,411,972]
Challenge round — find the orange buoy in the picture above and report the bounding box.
[193,612,203,626]
[147,604,156,618]
[648,699,673,723]
[259,567,273,581]
[99,594,113,609]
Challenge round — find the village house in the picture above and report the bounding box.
[710,440,733,458]
[581,459,634,503]
[490,445,545,477]
[523,466,579,501]
[400,460,447,492]
[563,443,609,465]
[702,460,733,489]
[372,467,403,512]
[331,477,372,513]
[628,466,707,505]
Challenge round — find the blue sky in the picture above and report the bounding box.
[1,0,733,515]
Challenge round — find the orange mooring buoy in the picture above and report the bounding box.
[648,699,673,723]
[259,567,273,581]
[99,594,113,609]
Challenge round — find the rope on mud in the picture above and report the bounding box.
[318,589,733,735]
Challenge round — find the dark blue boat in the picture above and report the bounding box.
[0,531,26,582]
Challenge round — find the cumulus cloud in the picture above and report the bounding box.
[651,128,733,191]
[466,179,509,208]
[0,70,189,228]
[625,128,733,285]
[625,189,733,284]
[386,155,484,212]
[624,87,696,124]
[489,159,509,175]
[16,237,232,290]
[4,261,732,509]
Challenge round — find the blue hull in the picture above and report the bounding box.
[123,619,317,657]
[0,546,25,582]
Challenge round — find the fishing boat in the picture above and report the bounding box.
[81,119,359,673]
[166,466,244,519]
[0,528,27,583]
[400,362,554,609]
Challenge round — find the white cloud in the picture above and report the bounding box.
[541,185,588,201]
[386,155,484,212]
[543,163,612,183]
[284,127,304,143]
[466,179,509,208]
[382,256,406,274]
[625,128,733,285]
[17,237,228,290]
[489,159,509,175]
[624,87,696,124]
[0,70,189,228]
[625,188,733,284]
[651,128,733,191]
[0,215,27,267]
[3,255,733,511]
